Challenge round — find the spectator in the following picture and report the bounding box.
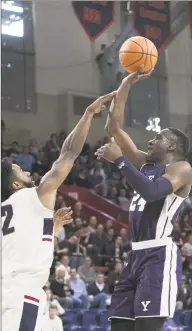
[50,266,73,309]
[88,216,98,233]
[44,133,60,166]
[87,273,109,309]
[92,224,107,256]
[89,168,105,196]
[41,305,63,331]
[28,138,39,157]
[108,261,122,294]
[15,146,35,172]
[90,161,106,180]
[119,228,130,248]
[118,188,130,211]
[32,172,41,186]
[75,169,92,189]
[32,150,48,175]
[7,141,20,162]
[105,228,115,245]
[78,256,96,285]
[107,186,119,205]
[69,268,88,308]
[182,233,192,257]
[176,275,192,309]
[59,255,70,279]
[73,201,84,221]
[105,236,124,260]
[105,219,113,232]
[44,288,65,316]
[172,222,183,248]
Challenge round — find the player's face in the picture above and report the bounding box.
[11,164,35,191]
[147,129,174,163]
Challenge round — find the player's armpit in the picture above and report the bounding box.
[37,152,76,209]
[163,161,192,194]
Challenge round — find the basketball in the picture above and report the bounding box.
[119,36,158,73]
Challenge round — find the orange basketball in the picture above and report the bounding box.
[119,36,158,73]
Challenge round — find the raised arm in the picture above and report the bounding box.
[37,92,115,209]
[105,68,151,168]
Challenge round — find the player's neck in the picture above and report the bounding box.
[155,155,180,166]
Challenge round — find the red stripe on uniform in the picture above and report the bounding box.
[42,238,52,242]
[24,295,39,303]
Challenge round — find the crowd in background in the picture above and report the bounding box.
[2,127,192,330]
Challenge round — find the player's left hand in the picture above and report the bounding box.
[95,138,123,162]
[87,91,116,114]
[54,207,73,233]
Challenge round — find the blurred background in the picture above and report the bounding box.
[1,1,192,331]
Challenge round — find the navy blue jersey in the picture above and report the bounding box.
[129,163,185,242]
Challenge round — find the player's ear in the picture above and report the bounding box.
[167,141,176,152]
[12,180,24,191]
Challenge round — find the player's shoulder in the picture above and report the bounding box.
[166,161,191,173]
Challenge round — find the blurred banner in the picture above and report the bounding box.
[132,1,172,52]
[72,1,114,41]
[188,1,192,39]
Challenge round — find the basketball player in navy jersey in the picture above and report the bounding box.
[95,72,192,331]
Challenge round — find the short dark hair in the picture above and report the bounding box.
[1,158,14,202]
[168,128,190,157]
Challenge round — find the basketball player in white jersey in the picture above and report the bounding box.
[2,91,115,331]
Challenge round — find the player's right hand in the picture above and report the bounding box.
[86,91,116,114]
[122,65,153,86]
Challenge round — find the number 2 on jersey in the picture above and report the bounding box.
[2,205,15,236]
[129,193,146,211]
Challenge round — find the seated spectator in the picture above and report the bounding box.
[44,133,60,166]
[88,216,98,233]
[15,146,35,172]
[183,233,192,257]
[90,161,106,180]
[119,228,130,249]
[41,305,63,331]
[105,236,124,260]
[89,168,105,196]
[58,255,70,280]
[87,273,109,309]
[107,186,119,205]
[50,266,74,309]
[44,288,65,316]
[73,201,85,222]
[32,150,48,175]
[28,138,39,157]
[79,223,95,255]
[91,224,107,256]
[108,261,122,294]
[69,268,88,308]
[75,169,92,189]
[105,219,113,233]
[176,275,192,309]
[106,228,115,245]
[118,188,130,211]
[7,141,20,162]
[78,256,96,285]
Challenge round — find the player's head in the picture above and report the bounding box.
[147,128,190,163]
[1,158,35,202]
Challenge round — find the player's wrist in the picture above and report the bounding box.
[115,156,127,167]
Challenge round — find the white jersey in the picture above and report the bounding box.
[2,187,54,290]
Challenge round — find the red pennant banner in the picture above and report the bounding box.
[72,1,114,41]
[132,1,172,52]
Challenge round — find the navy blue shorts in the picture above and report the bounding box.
[108,239,182,320]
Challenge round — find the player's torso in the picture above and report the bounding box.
[129,163,185,242]
[2,187,54,288]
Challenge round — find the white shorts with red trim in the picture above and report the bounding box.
[2,288,46,331]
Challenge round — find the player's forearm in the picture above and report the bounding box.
[60,109,94,158]
[115,156,173,202]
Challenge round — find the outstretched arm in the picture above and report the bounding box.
[105,68,151,168]
[95,141,192,202]
[37,92,115,209]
